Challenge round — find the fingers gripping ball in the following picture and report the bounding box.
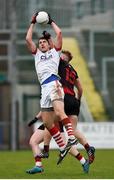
[36,11,49,25]
[31,12,38,24]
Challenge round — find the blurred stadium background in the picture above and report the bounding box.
[0,0,114,151]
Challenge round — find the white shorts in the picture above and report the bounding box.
[40,80,64,110]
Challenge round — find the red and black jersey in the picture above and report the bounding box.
[58,59,78,96]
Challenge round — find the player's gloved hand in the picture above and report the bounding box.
[42,31,51,39]
[28,117,38,126]
[31,12,38,24]
[47,13,54,24]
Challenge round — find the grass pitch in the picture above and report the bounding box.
[0,149,114,179]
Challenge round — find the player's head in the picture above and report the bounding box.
[38,37,50,52]
[61,50,73,62]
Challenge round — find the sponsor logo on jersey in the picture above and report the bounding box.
[40,54,53,61]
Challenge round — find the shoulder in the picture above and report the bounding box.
[69,64,76,71]
[51,47,61,54]
[32,48,39,56]
[32,49,43,57]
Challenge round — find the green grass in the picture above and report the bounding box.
[0,149,114,179]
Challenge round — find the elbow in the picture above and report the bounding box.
[26,32,32,42]
[26,36,30,43]
[56,29,62,38]
[80,87,83,95]
[26,36,32,46]
[78,87,83,97]
[58,30,62,36]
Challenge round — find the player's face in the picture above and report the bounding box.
[39,39,50,52]
[61,53,69,62]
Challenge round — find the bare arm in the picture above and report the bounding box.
[51,21,62,50]
[26,24,37,53]
[74,78,83,100]
[48,37,54,49]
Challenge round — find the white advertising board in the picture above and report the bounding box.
[77,122,114,149]
[35,122,114,149]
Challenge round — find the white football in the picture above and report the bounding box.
[36,11,49,24]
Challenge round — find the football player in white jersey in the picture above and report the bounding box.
[26,12,77,173]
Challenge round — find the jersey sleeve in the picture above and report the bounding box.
[72,65,79,79]
[32,49,38,57]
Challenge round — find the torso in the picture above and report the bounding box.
[58,59,78,96]
[33,48,61,84]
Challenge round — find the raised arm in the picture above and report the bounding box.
[26,13,38,54]
[48,15,62,50]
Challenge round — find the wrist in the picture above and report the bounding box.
[49,20,54,25]
[35,117,39,121]
[30,21,35,25]
[30,21,36,25]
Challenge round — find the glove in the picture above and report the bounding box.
[42,31,51,39]
[31,12,38,24]
[28,117,38,126]
[47,13,54,25]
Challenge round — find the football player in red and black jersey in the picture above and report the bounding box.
[58,50,95,162]
[59,50,81,117]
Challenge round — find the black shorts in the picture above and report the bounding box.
[38,124,45,130]
[64,94,80,116]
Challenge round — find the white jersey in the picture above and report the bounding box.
[33,48,61,84]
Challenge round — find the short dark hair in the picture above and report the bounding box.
[38,37,49,44]
[62,50,73,61]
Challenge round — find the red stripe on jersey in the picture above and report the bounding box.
[63,87,75,96]
[54,45,61,51]
[32,48,37,55]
